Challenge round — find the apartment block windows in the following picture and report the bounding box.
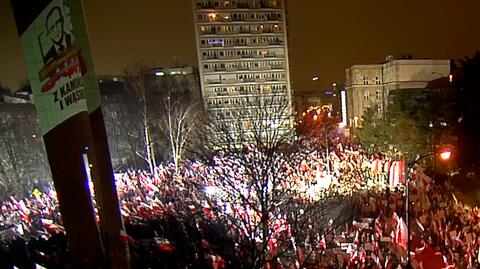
[363,76,369,85]
[376,90,382,100]
[375,76,381,84]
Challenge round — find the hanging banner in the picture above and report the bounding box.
[14,0,89,135]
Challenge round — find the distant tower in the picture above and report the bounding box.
[192,0,294,144]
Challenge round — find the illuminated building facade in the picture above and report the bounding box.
[345,56,450,127]
[192,0,294,143]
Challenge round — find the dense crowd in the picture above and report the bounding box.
[0,137,478,268]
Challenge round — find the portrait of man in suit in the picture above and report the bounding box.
[42,5,74,65]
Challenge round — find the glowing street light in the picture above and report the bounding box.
[439,148,452,161]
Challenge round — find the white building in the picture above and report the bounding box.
[345,56,450,127]
[192,0,294,144]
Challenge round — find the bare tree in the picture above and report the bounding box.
[187,92,355,268]
[123,65,157,174]
[156,93,201,175]
[193,141,355,268]
[101,85,145,169]
[0,104,50,199]
[192,90,294,153]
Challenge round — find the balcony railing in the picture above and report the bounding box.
[250,66,271,71]
[268,41,283,46]
[222,79,242,84]
[262,29,283,34]
[200,29,281,35]
[204,55,217,60]
[217,30,240,35]
[245,17,268,22]
[247,42,268,46]
[206,80,221,84]
[206,77,288,85]
[219,55,241,60]
[200,30,216,35]
[196,3,282,10]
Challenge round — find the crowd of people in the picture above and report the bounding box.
[0,136,478,268]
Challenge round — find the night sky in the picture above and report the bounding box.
[1,0,479,92]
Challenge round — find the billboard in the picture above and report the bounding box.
[17,0,88,135]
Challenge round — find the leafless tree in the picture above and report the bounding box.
[188,92,355,268]
[123,65,158,174]
[101,85,145,169]
[156,93,201,175]
[0,104,50,199]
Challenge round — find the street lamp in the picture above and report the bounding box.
[440,149,452,161]
[405,148,452,268]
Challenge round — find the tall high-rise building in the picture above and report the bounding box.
[192,0,294,144]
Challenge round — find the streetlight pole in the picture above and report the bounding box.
[405,149,452,268]
[405,152,434,269]
[325,126,330,175]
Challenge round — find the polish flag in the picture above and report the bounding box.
[413,245,447,269]
[394,217,408,251]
